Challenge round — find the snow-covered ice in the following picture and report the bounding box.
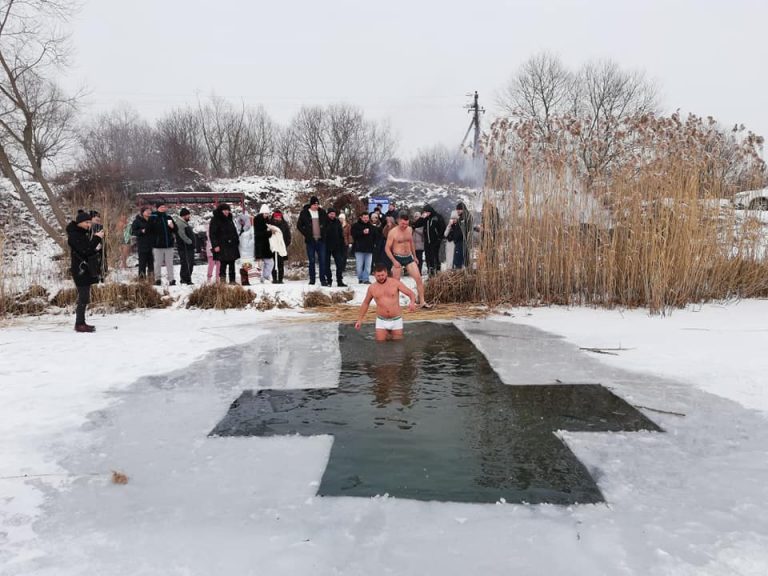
[1,300,767,575]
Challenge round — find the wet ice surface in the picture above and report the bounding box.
[212,323,661,504]
[9,320,768,576]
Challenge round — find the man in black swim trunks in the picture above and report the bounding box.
[385,211,429,308]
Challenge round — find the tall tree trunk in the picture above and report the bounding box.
[21,116,68,231]
[0,143,67,251]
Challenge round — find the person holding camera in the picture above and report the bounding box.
[67,211,104,332]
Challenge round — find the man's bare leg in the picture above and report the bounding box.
[391,329,404,340]
[375,329,389,342]
[405,261,426,306]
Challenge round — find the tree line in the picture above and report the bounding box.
[77,98,398,184]
[493,53,765,195]
[1,1,765,252]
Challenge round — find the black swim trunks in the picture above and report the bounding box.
[394,253,414,267]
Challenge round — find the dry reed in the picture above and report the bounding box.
[52,281,170,311]
[303,290,333,308]
[186,283,255,309]
[254,292,293,311]
[446,113,768,313]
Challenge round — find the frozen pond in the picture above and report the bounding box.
[212,323,661,504]
[8,318,768,576]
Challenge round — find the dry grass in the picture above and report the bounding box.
[52,282,170,311]
[298,302,490,324]
[303,290,333,308]
[111,470,129,485]
[12,284,50,315]
[254,292,293,311]
[449,115,768,314]
[186,283,255,309]
[330,288,355,304]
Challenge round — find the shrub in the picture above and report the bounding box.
[254,292,292,311]
[186,283,255,309]
[303,290,333,308]
[52,282,170,312]
[330,288,355,304]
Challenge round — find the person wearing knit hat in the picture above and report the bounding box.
[67,211,104,332]
[297,195,328,285]
[259,204,271,215]
[209,203,240,283]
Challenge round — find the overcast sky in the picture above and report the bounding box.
[62,0,768,157]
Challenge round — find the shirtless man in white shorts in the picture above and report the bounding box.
[354,264,416,341]
[385,211,429,307]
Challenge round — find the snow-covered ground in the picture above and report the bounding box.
[1,296,767,575]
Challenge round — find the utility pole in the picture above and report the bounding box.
[461,91,485,158]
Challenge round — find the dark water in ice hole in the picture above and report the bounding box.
[211,322,661,504]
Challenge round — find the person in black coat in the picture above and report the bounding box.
[148,202,177,285]
[270,210,291,284]
[322,207,347,287]
[131,206,154,279]
[351,212,376,283]
[208,203,240,283]
[67,212,104,332]
[413,204,446,276]
[296,195,328,285]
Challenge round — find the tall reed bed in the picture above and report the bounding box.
[458,114,768,313]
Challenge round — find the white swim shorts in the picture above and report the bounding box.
[375,315,403,331]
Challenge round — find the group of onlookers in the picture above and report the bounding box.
[126,198,475,287]
[67,197,475,331]
[130,202,196,285]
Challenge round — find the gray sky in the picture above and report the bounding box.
[63,0,768,157]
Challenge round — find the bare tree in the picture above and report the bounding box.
[573,60,658,182]
[195,95,278,177]
[156,107,207,177]
[0,0,80,249]
[498,54,659,187]
[290,103,396,179]
[274,124,302,178]
[225,104,277,176]
[498,53,575,141]
[197,95,231,177]
[79,106,161,180]
[407,144,478,186]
